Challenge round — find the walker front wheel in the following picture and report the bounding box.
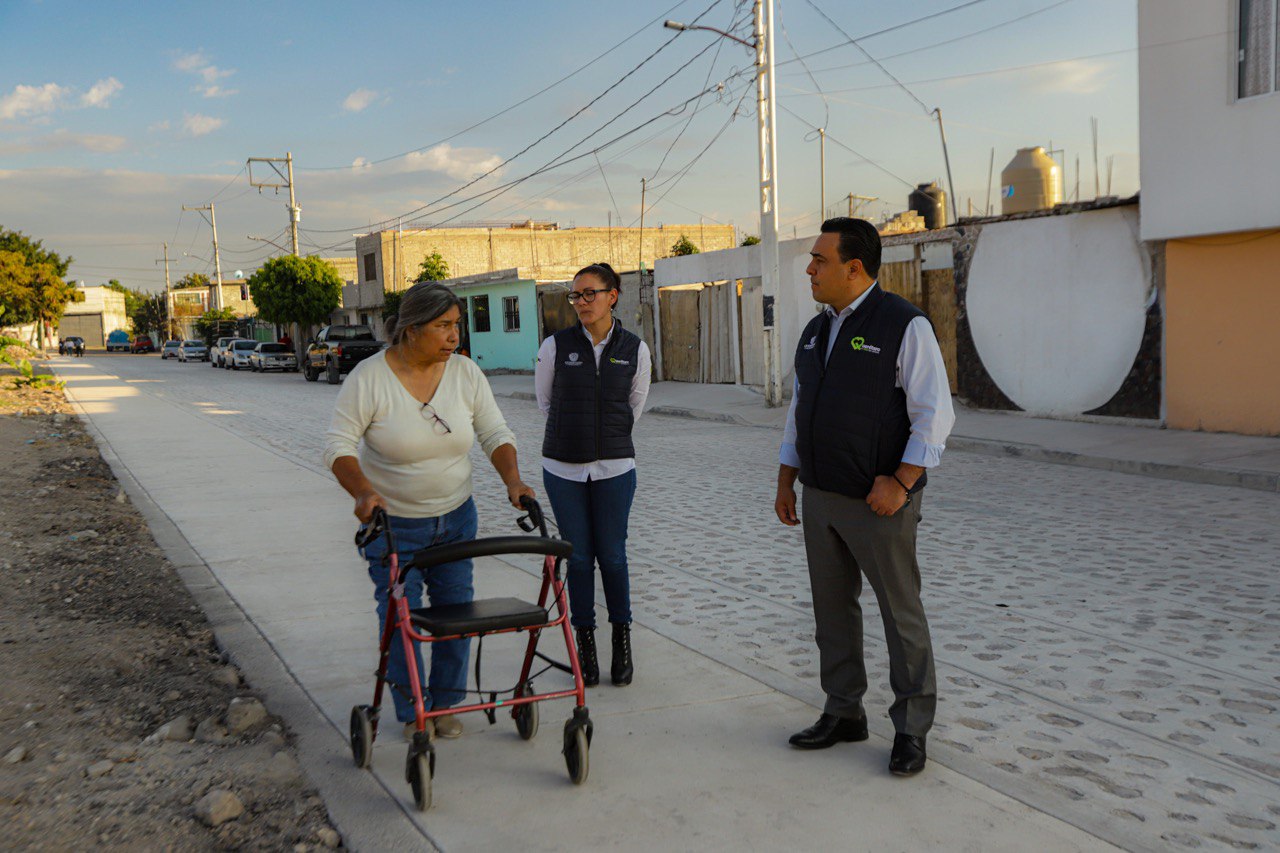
[349,705,374,769]
[514,699,539,741]
[406,745,434,811]
[563,724,589,785]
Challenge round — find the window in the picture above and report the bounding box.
[363,253,377,282]
[472,295,491,333]
[1239,0,1279,98]
[503,295,520,332]
[359,312,369,326]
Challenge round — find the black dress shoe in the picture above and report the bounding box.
[788,713,869,749]
[610,623,633,686]
[889,733,927,776]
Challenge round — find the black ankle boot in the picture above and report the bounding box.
[575,626,599,687]
[611,623,633,686]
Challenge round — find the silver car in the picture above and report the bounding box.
[224,339,259,370]
[249,342,299,373]
[177,340,208,362]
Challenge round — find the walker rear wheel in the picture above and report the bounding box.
[514,699,539,741]
[349,705,374,769]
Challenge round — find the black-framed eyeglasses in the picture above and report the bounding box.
[420,402,452,435]
[566,288,612,304]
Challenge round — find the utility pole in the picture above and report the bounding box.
[1091,117,1100,199]
[155,242,172,340]
[818,127,825,224]
[845,194,877,218]
[637,177,647,278]
[664,0,782,405]
[932,109,959,226]
[985,147,995,215]
[182,203,223,310]
[247,152,300,255]
[755,0,783,406]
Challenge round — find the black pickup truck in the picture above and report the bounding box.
[303,325,385,384]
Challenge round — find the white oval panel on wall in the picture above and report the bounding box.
[966,206,1148,416]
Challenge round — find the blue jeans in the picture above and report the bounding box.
[542,469,637,629]
[360,499,477,723]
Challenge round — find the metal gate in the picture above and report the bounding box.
[58,313,104,348]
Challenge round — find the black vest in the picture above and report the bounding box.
[794,286,927,500]
[542,322,641,464]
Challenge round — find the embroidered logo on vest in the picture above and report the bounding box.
[608,357,630,365]
[565,352,583,366]
[850,336,882,355]
[803,336,817,350]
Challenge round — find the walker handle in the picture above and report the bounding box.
[516,496,549,537]
[409,535,571,570]
[355,506,390,549]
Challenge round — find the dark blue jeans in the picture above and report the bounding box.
[360,499,477,723]
[542,469,637,629]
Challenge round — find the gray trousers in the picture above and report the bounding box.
[801,485,937,737]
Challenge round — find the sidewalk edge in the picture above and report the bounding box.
[64,393,440,853]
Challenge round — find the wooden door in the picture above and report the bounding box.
[659,287,701,382]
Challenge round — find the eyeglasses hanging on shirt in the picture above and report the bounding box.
[566,288,611,304]
[420,402,452,435]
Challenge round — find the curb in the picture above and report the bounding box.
[62,390,439,853]
[948,436,1280,493]
[495,391,1278,492]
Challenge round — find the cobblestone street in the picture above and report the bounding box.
[100,354,1280,850]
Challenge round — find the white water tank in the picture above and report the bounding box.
[1001,147,1061,214]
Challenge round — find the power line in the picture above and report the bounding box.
[787,0,1077,78]
[300,0,703,173]
[304,0,727,235]
[779,103,915,188]
[778,0,829,131]
[803,0,930,114]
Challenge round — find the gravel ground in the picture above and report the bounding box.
[0,360,342,851]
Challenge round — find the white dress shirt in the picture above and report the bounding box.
[779,282,955,470]
[536,322,652,482]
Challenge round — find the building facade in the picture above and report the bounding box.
[1139,0,1280,434]
[59,285,129,348]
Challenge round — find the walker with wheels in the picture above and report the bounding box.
[349,497,593,810]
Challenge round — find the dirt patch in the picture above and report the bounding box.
[0,361,342,851]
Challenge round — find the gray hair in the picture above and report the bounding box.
[386,282,463,345]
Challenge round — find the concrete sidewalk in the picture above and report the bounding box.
[487,375,1280,492]
[55,360,1115,851]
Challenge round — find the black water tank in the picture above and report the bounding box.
[908,182,946,229]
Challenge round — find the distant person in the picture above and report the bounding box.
[536,262,651,687]
[775,218,954,776]
[57,338,65,356]
[74,338,84,357]
[324,282,534,741]
[279,332,293,348]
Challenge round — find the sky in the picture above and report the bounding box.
[0,0,1139,292]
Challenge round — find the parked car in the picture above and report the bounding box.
[106,330,131,352]
[177,340,208,362]
[249,342,299,373]
[160,340,182,359]
[210,336,238,368]
[303,325,383,384]
[131,334,155,353]
[224,339,259,370]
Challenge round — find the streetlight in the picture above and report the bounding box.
[247,234,291,254]
[665,1,784,406]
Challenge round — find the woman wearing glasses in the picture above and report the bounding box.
[535,262,651,687]
[324,282,535,741]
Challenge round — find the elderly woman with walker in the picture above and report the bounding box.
[324,282,534,740]
[536,262,651,687]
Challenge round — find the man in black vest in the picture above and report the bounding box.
[775,218,955,776]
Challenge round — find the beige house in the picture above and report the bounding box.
[58,285,129,348]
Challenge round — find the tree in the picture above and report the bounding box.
[247,255,343,328]
[0,227,72,278]
[740,234,761,246]
[174,272,211,290]
[0,238,76,351]
[670,234,700,256]
[194,307,238,343]
[133,293,168,339]
[382,289,403,321]
[416,250,449,282]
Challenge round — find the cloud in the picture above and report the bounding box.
[80,77,123,108]
[403,143,503,181]
[173,50,236,98]
[351,157,372,169]
[1027,59,1111,95]
[182,113,224,137]
[0,130,127,155]
[148,119,171,132]
[343,88,379,113]
[0,82,68,120]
